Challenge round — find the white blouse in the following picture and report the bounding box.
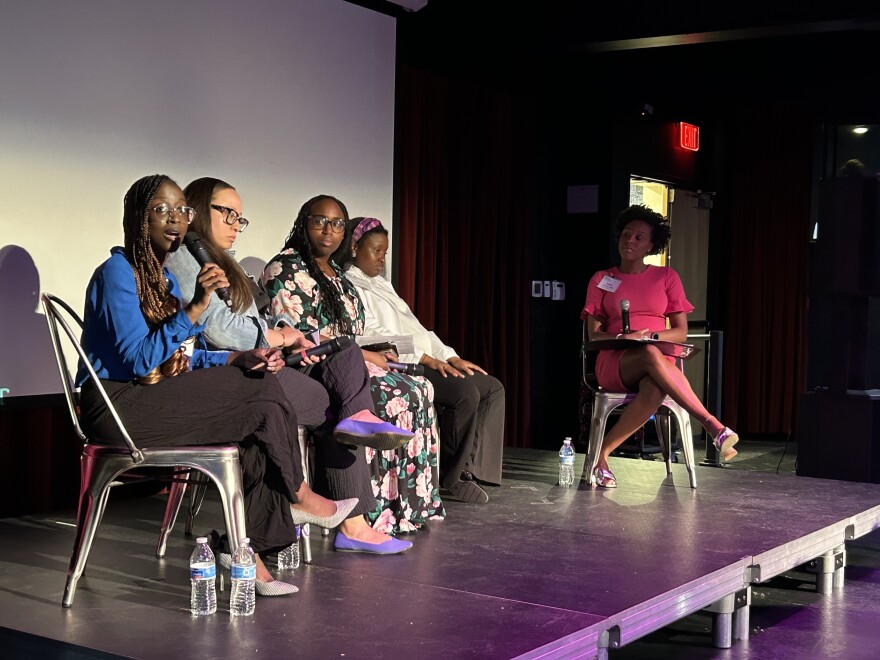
[346,265,458,365]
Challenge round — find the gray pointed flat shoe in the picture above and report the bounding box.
[290,497,358,528]
[255,579,299,596]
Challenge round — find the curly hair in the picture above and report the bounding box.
[183,177,253,314]
[613,204,671,255]
[283,195,360,336]
[122,174,190,384]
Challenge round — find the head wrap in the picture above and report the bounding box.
[352,217,383,244]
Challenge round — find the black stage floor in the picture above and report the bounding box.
[1,446,880,659]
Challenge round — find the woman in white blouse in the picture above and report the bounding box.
[338,217,505,504]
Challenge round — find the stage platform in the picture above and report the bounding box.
[1,447,879,659]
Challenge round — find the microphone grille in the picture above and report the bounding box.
[620,299,630,311]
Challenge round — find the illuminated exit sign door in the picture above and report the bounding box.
[679,122,700,151]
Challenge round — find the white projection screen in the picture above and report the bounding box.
[0,0,396,398]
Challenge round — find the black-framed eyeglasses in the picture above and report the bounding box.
[211,204,250,231]
[150,204,195,224]
[308,215,346,233]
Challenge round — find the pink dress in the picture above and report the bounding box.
[581,266,694,392]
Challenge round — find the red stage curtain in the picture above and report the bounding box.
[397,66,533,447]
[723,101,811,434]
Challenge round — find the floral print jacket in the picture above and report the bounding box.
[262,248,363,338]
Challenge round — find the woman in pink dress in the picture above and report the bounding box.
[582,205,739,488]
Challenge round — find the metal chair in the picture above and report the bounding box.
[41,293,247,607]
[156,425,315,563]
[580,323,698,488]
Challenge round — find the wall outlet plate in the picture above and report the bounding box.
[552,281,565,300]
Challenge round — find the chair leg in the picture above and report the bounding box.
[63,457,119,608]
[202,458,247,552]
[654,411,673,475]
[297,425,314,563]
[300,524,312,564]
[156,468,189,558]
[184,473,209,537]
[672,406,698,488]
[583,398,615,485]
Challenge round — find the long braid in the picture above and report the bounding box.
[284,195,358,336]
[122,174,190,384]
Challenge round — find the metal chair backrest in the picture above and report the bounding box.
[41,293,144,463]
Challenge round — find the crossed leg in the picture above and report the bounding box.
[596,345,732,473]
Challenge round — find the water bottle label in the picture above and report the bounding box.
[191,564,216,580]
[561,456,575,466]
[231,565,257,580]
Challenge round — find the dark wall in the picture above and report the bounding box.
[0,395,82,517]
[526,100,614,449]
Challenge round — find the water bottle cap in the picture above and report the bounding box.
[196,536,208,543]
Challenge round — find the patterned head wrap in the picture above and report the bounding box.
[352,217,383,244]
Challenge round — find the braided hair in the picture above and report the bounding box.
[122,174,189,384]
[183,177,252,314]
[283,195,359,336]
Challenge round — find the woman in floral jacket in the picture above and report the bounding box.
[262,194,445,534]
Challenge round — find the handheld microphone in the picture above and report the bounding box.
[620,299,631,335]
[183,232,230,302]
[386,361,424,376]
[284,336,353,367]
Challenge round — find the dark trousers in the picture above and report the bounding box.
[423,369,505,489]
[80,367,302,554]
[275,340,376,518]
[275,340,374,428]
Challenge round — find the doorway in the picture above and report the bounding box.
[629,177,712,426]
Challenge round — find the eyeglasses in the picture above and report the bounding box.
[150,204,195,224]
[308,215,346,233]
[211,204,250,231]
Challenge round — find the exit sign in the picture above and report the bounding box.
[679,122,700,151]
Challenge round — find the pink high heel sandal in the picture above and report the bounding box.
[593,466,618,489]
[713,427,739,461]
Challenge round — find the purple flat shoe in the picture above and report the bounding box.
[333,418,414,451]
[334,531,413,555]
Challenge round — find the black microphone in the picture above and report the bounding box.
[284,336,353,367]
[620,299,631,335]
[386,361,424,376]
[183,231,230,302]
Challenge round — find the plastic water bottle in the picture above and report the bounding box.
[558,437,575,487]
[190,536,217,615]
[229,537,256,616]
[277,527,301,571]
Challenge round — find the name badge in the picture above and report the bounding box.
[597,275,621,293]
[180,336,196,357]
